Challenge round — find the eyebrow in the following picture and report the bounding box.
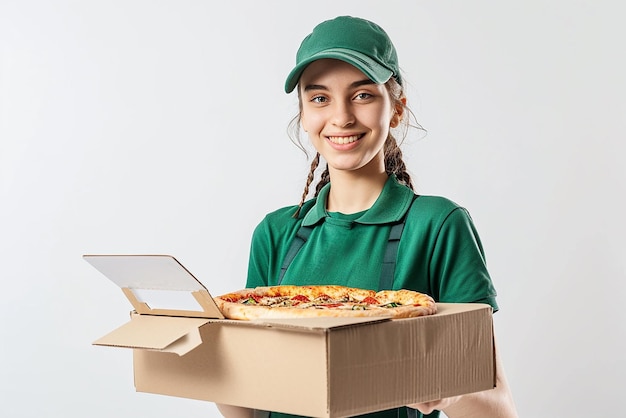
[303,78,376,92]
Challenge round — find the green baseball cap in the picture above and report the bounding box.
[284,16,402,93]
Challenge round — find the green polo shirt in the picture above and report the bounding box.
[246,175,498,418]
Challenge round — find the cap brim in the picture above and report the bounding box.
[284,48,394,93]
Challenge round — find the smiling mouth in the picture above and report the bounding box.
[327,134,363,145]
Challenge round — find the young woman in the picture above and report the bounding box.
[218,15,518,418]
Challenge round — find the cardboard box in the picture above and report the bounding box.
[85,254,496,418]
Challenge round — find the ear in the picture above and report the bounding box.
[390,97,407,128]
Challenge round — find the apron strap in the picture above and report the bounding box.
[253,410,270,418]
[378,221,406,291]
[277,225,313,285]
[406,407,424,418]
[379,194,417,291]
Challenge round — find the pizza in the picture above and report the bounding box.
[214,285,436,320]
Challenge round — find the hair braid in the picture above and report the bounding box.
[293,152,320,218]
[384,134,414,190]
[314,165,330,196]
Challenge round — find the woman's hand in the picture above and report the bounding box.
[407,396,462,414]
[216,404,255,418]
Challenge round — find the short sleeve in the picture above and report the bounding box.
[429,207,498,311]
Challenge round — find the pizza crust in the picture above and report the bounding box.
[215,285,437,321]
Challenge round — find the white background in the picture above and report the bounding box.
[1,1,624,417]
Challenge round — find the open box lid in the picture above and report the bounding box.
[84,254,224,355]
[84,254,224,319]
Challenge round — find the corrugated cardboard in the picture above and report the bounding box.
[86,254,495,418]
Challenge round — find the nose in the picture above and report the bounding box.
[331,100,355,127]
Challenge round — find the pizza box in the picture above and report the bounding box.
[85,254,496,418]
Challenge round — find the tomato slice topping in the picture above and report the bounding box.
[246,293,262,303]
[291,294,310,302]
[361,296,380,305]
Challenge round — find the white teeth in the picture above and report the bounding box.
[328,135,360,144]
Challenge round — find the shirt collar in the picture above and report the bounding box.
[302,175,416,226]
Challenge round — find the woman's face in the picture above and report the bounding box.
[299,59,399,176]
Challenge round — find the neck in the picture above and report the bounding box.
[326,169,388,214]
